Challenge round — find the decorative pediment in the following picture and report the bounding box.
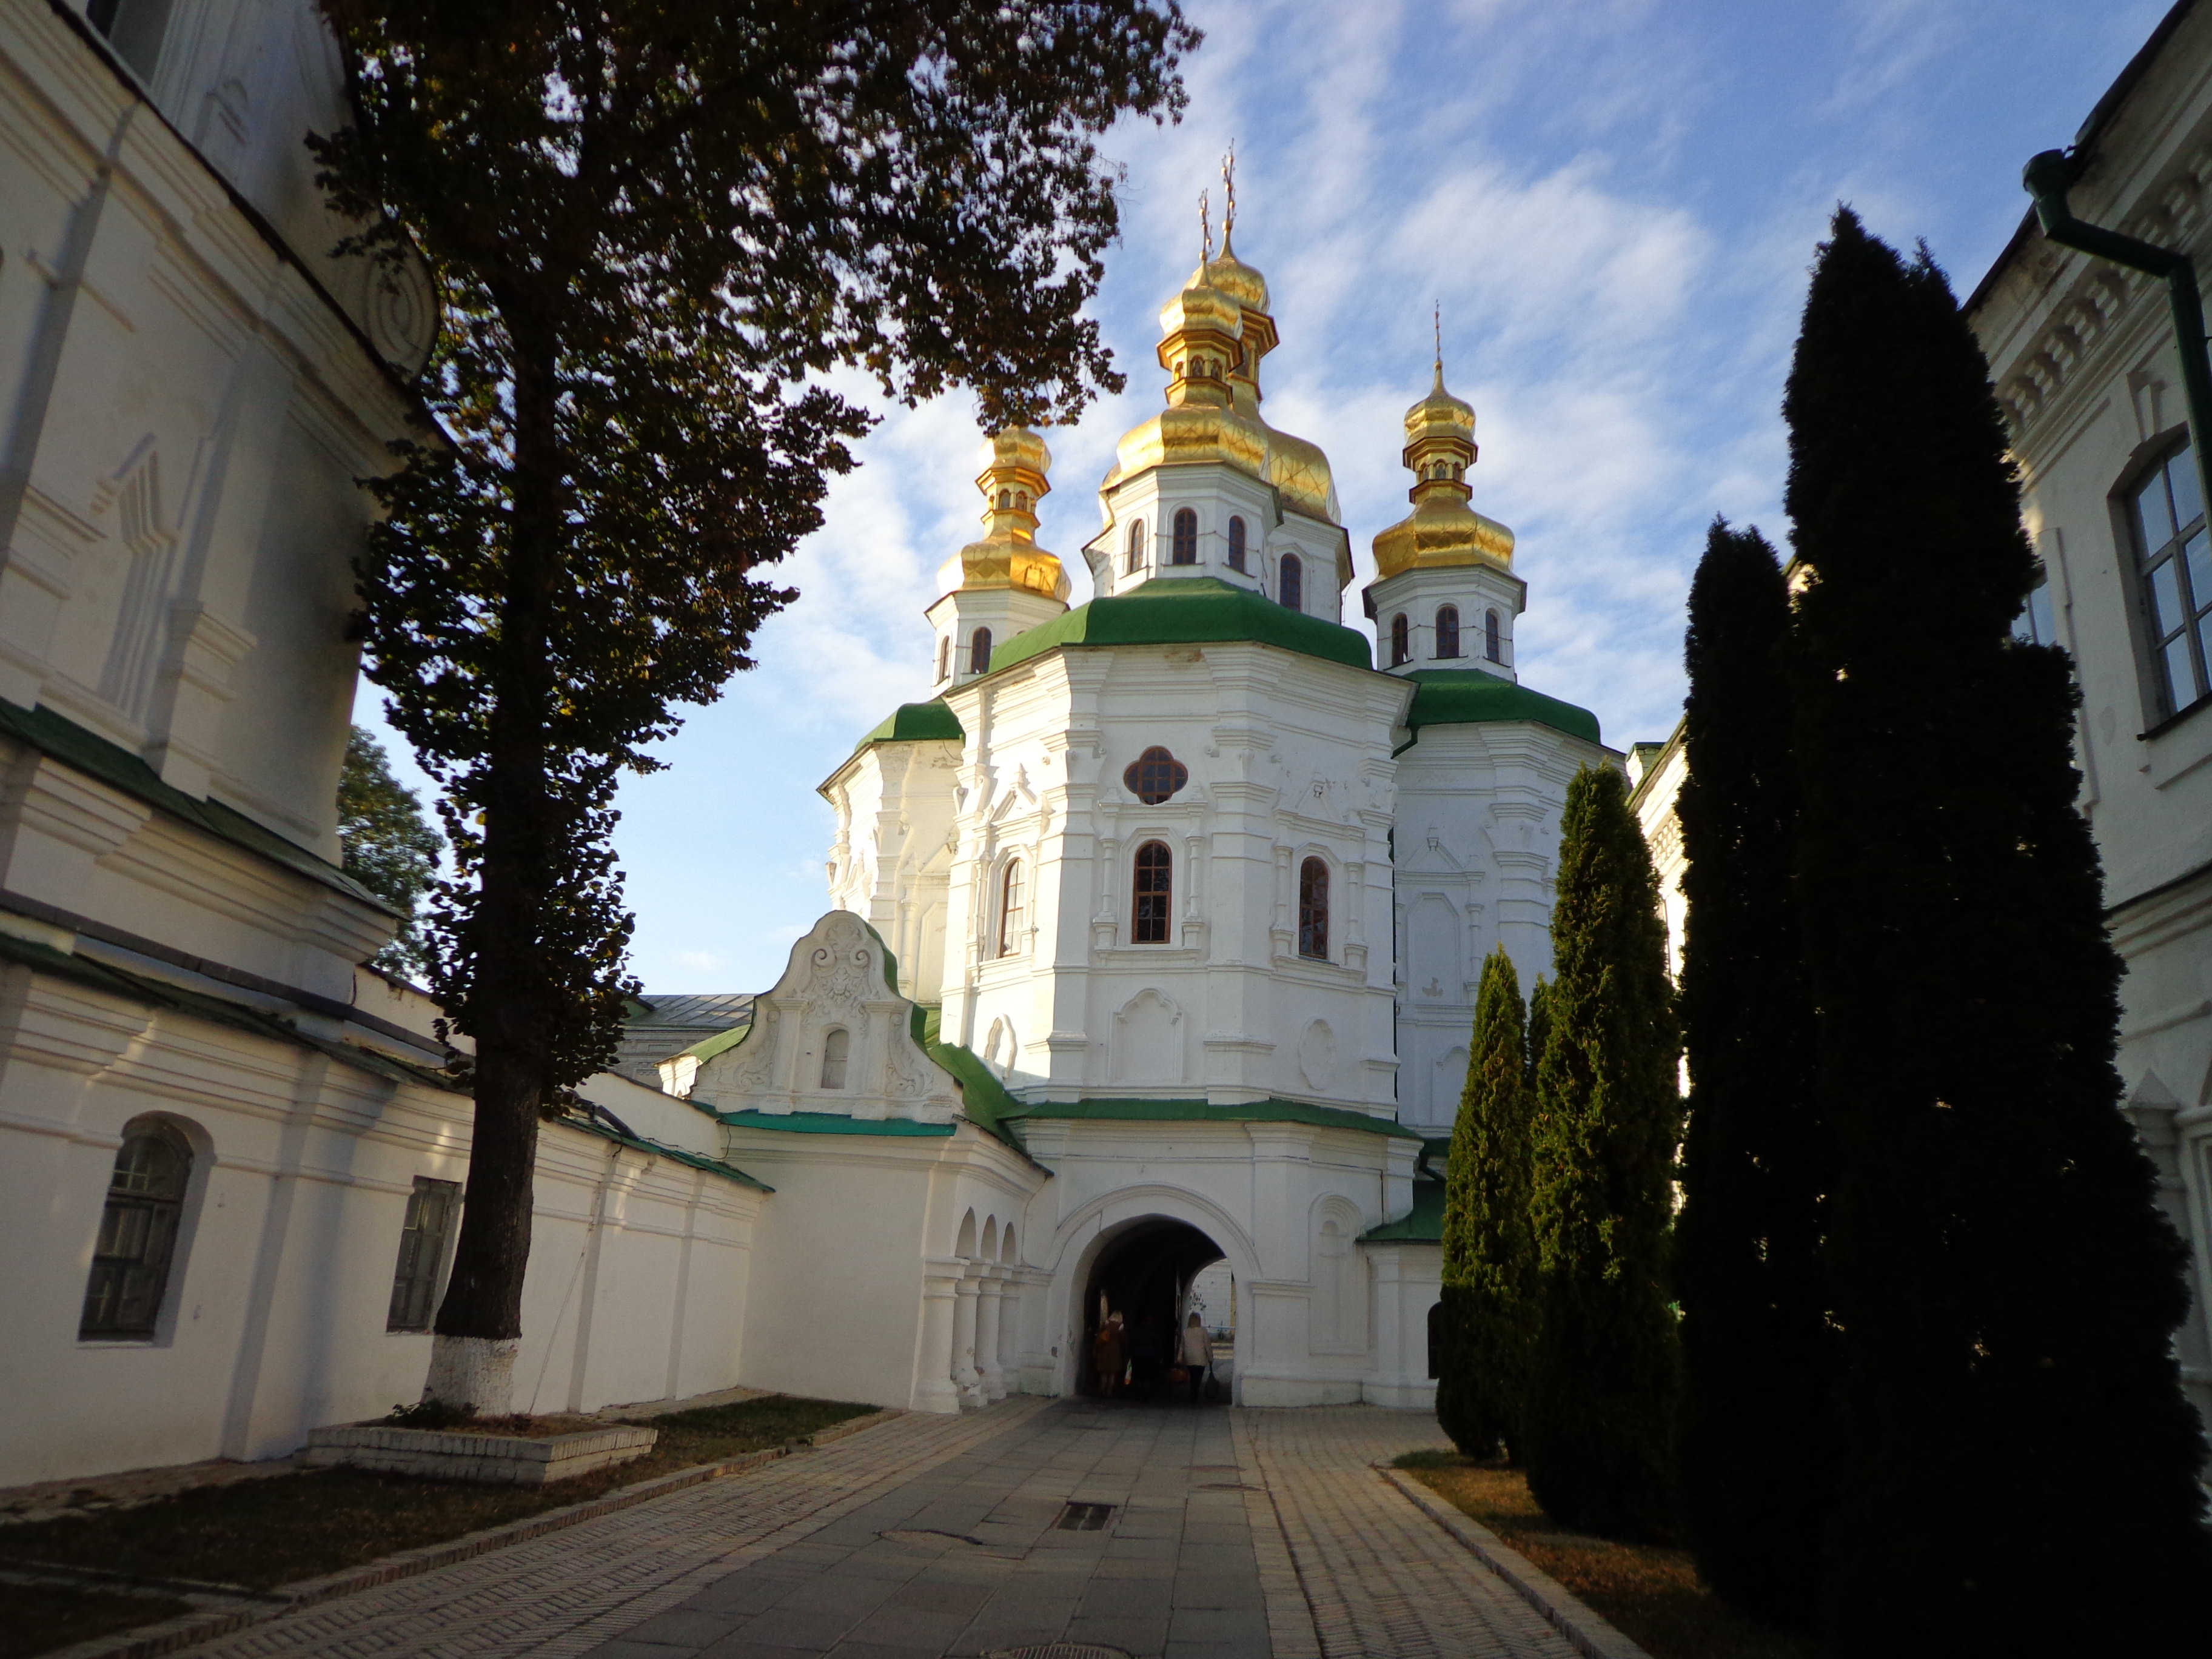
[686,910,958,1124]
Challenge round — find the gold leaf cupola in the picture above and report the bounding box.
[934,427,1071,604]
[926,429,1070,689]
[1370,357,1515,578]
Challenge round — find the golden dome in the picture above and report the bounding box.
[1185,233,1270,317]
[1370,364,1515,578]
[1101,220,1341,546]
[936,428,1071,602]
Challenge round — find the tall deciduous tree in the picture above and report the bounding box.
[1787,208,2212,1654]
[338,725,443,982]
[1672,520,1834,1627]
[311,0,1196,1410]
[1438,947,1537,1461]
[1524,765,1681,1540]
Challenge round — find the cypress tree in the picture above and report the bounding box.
[1672,520,1834,1626]
[1438,947,1537,1461]
[1526,976,1552,1095]
[1788,209,2212,1654]
[1524,765,1682,1539]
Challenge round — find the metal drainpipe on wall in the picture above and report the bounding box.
[2023,148,2212,533]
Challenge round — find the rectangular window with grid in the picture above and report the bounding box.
[387,1176,460,1332]
[2131,443,2212,718]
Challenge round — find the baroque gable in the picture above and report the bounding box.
[685,910,958,1124]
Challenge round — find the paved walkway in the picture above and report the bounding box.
[168,1399,1584,1659]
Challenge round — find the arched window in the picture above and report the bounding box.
[997,859,1025,957]
[1484,609,1502,663]
[1279,553,1304,612]
[936,634,950,682]
[1298,857,1330,960]
[1228,515,1248,572]
[1132,841,1173,943]
[969,626,993,675]
[1171,508,1198,565]
[1436,605,1461,659]
[81,1119,193,1339]
[820,1027,850,1090]
[1389,613,1410,666]
[1126,518,1148,575]
[997,489,1011,509]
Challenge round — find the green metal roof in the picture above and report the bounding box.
[0,696,387,911]
[985,577,1375,677]
[1396,669,1601,746]
[853,699,965,752]
[716,1108,955,1138]
[1361,1178,1445,1242]
[563,1111,773,1189]
[1002,1096,1424,1141]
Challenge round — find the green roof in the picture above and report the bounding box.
[985,577,1374,677]
[853,699,965,751]
[1362,1178,1445,1242]
[563,1111,773,1189]
[717,1108,955,1138]
[1001,1096,1424,1141]
[1397,669,1601,746]
[0,696,387,911]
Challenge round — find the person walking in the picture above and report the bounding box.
[1093,1313,1126,1398]
[1180,1312,1215,1403]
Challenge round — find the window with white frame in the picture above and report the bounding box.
[2127,442,2210,717]
[997,859,1025,956]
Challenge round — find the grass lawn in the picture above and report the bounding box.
[1395,1451,1826,1659]
[0,1395,874,1658]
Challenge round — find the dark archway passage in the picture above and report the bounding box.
[1079,1218,1225,1399]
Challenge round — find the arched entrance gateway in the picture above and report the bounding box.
[1076,1216,1232,1401]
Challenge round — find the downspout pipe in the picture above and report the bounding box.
[2023,147,2212,521]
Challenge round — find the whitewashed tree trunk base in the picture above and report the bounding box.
[424,1335,521,1415]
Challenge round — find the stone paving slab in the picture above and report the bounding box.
[147,1396,1601,1659]
[1238,1407,1583,1659]
[163,1399,1052,1659]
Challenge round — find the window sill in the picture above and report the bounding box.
[2140,691,2212,742]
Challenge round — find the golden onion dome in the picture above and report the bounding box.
[1184,236,1270,317]
[1264,424,1340,524]
[1108,267,1270,489]
[936,427,1071,602]
[1370,364,1514,578]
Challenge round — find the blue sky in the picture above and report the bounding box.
[355,0,2168,996]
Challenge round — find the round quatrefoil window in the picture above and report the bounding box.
[1125,746,1188,804]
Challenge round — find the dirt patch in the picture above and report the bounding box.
[1395,1452,1826,1659]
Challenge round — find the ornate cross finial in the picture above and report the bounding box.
[1434,302,1443,379]
[1200,189,1214,264]
[1220,142,1238,247]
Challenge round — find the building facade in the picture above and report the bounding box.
[704,235,1613,1412]
[0,0,762,1488]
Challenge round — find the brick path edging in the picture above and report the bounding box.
[35,1409,906,1659]
[1378,1467,1654,1659]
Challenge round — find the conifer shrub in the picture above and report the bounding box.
[1524,765,1682,1540]
[1672,520,1835,1627]
[1439,947,1538,1461]
[1786,209,2212,1654]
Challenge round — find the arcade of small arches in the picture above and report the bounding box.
[1116,509,1310,611]
[1388,603,1502,668]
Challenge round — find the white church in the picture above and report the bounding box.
[0,0,1610,1490]
[651,233,1613,1414]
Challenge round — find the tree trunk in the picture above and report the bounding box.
[426,317,563,1415]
